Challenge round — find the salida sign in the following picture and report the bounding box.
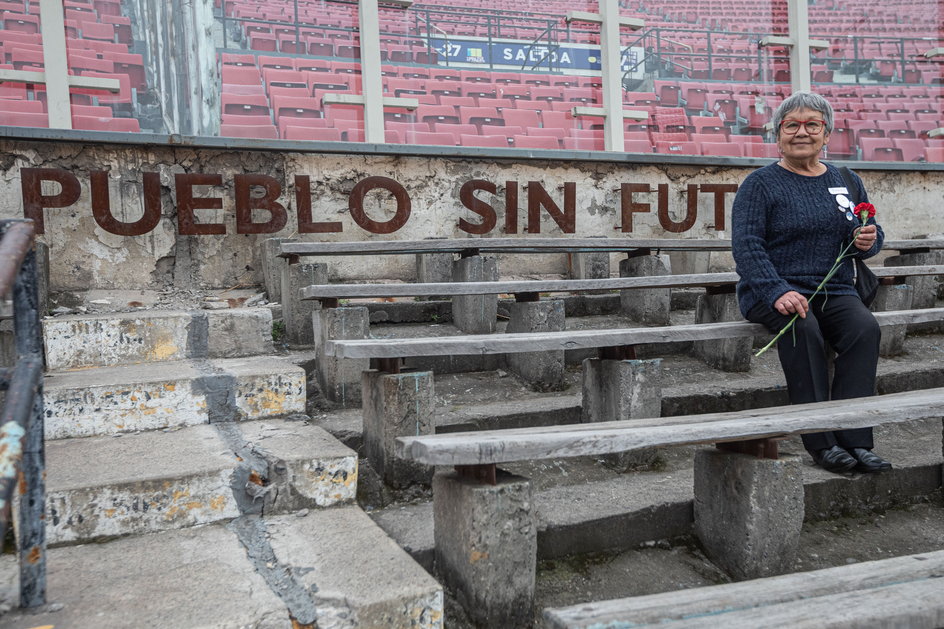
[19,168,738,237]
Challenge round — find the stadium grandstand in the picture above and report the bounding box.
[0,0,942,159]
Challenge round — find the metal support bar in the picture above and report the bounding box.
[370,357,403,374]
[455,464,497,485]
[514,292,540,302]
[716,438,780,460]
[599,345,637,360]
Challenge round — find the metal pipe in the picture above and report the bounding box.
[0,221,35,298]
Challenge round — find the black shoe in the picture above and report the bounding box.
[850,448,893,473]
[812,446,857,473]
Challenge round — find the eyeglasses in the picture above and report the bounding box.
[779,119,826,135]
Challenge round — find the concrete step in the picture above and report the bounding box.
[45,418,357,545]
[370,418,944,572]
[1,509,443,628]
[44,355,305,439]
[42,308,274,370]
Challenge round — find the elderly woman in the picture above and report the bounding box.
[732,91,891,474]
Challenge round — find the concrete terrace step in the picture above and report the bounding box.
[1,509,442,629]
[44,355,305,439]
[45,418,357,545]
[370,418,944,572]
[42,308,274,370]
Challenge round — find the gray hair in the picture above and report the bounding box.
[772,91,834,136]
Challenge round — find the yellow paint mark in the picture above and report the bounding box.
[172,490,190,501]
[148,340,179,362]
[163,383,176,392]
[248,390,288,414]
[141,408,157,416]
[184,501,203,511]
[104,509,116,518]
[209,495,227,511]
[27,625,55,629]
[130,395,138,402]
[470,550,488,563]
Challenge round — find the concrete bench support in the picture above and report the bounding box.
[694,449,804,581]
[363,369,435,488]
[619,254,671,325]
[433,470,536,628]
[261,237,294,303]
[281,262,327,347]
[872,283,914,356]
[568,251,610,279]
[452,255,498,333]
[885,251,944,308]
[694,291,752,372]
[314,306,369,407]
[504,299,566,390]
[581,357,662,469]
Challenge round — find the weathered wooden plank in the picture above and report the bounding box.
[395,386,944,464]
[280,238,944,258]
[543,550,944,629]
[325,308,944,358]
[301,266,944,300]
[280,238,732,257]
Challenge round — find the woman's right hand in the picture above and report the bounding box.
[774,291,809,318]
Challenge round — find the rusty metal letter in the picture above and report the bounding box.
[504,180,518,234]
[348,176,410,234]
[20,168,81,235]
[658,183,697,233]
[619,183,651,233]
[527,181,576,234]
[89,171,161,236]
[294,175,342,233]
[458,180,497,235]
[176,173,225,235]
[699,183,738,231]
[234,174,288,234]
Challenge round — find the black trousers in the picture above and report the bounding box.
[747,294,881,453]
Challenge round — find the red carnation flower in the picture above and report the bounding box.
[854,202,876,220]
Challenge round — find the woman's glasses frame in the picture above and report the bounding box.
[779,119,826,135]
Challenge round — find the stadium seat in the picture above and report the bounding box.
[513,135,559,149]
[624,139,654,153]
[859,137,903,161]
[72,115,141,132]
[412,131,457,146]
[417,104,461,126]
[562,136,604,150]
[3,111,48,128]
[655,140,697,155]
[893,138,929,162]
[924,146,944,162]
[222,92,270,116]
[698,141,742,157]
[461,134,509,148]
[283,126,341,141]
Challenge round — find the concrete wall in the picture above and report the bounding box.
[1,136,942,292]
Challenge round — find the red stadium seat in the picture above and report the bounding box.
[222,92,270,116]
[72,115,141,132]
[283,126,341,141]
[413,131,457,146]
[513,135,558,149]
[461,134,509,148]
[698,142,742,157]
[2,111,48,128]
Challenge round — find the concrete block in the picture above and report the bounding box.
[45,356,305,439]
[363,369,435,488]
[504,299,566,391]
[568,251,610,279]
[872,283,914,356]
[694,292,752,372]
[884,251,944,308]
[265,508,444,628]
[281,262,327,347]
[0,524,287,629]
[619,254,671,325]
[313,306,369,407]
[452,255,498,334]
[668,250,710,275]
[694,449,804,581]
[581,357,662,469]
[260,237,294,303]
[43,309,273,370]
[416,251,454,283]
[433,470,535,628]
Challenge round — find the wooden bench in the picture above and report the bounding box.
[328,307,944,489]
[543,550,944,629]
[392,387,944,628]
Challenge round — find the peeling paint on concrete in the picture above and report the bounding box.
[46,469,239,544]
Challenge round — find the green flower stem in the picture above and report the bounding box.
[754,223,866,357]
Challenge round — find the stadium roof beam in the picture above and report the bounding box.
[566,0,645,152]
[0,0,120,129]
[759,0,828,94]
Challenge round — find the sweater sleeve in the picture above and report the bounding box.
[848,170,884,259]
[732,172,795,308]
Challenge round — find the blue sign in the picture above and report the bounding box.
[428,38,643,76]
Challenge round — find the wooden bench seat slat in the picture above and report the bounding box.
[543,550,944,629]
[325,307,944,359]
[395,387,944,465]
[280,239,944,258]
[301,266,944,300]
[280,238,733,257]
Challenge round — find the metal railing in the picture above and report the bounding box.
[0,219,46,608]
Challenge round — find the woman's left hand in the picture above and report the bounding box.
[854,224,878,251]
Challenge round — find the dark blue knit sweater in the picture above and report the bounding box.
[732,162,883,317]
